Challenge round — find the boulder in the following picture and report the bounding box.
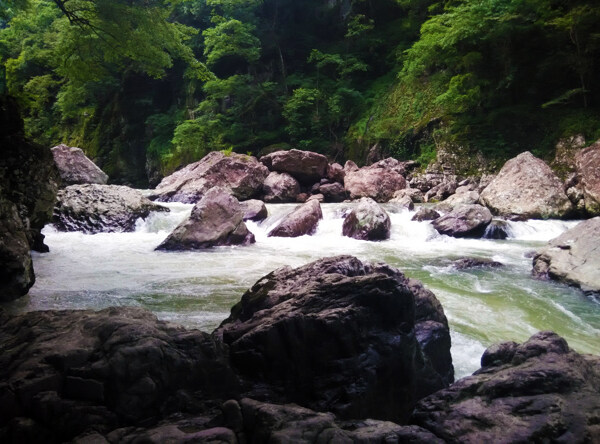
[480,151,573,219]
[432,204,492,238]
[319,182,347,202]
[412,331,600,443]
[532,217,600,293]
[156,187,255,250]
[150,151,269,203]
[260,149,328,185]
[262,172,300,203]
[392,187,425,203]
[441,189,480,208]
[239,199,268,222]
[326,162,345,184]
[53,184,168,234]
[575,140,600,215]
[344,160,407,202]
[424,180,458,202]
[451,258,503,270]
[482,219,510,239]
[214,256,452,422]
[412,207,440,222]
[343,160,359,173]
[342,197,391,241]
[389,194,414,210]
[267,200,322,237]
[51,144,108,186]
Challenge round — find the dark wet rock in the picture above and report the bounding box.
[51,144,108,186]
[319,182,347,202]
[344,159,408,202]
[424,180,458,203]
[53,184,168,234]
[150,152,269,203]
[451,258,503,270]
[215,256,452,422]
[412,207,440,222]
[480,151,573,219]
[267,200,322,237]
[575,140,600,216]
[483,219,510,239]
[412,331,600,443]
[532,217,600,293]
[156,187,254,250]
[342,197,391,241]
[260,149,328,185]
[432,204,492,238]
[262,171,300,203]
[239,199,268,222]
[326,162,345,184]
[392,187,425,203]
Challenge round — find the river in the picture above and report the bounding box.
[4,202,599,379]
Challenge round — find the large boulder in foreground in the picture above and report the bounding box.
[533,217,600,294]
[432,204,492,238]
[412,331,600,443]
[156,187,255,250]
[150,151,269,203]
[262,171,300,203]
[344,158,407,202]
[267,199,322,237]
[260,149,328,185]
[53,184,168,234]
[342,197,391,241]
[50,144,108,186]
[215,255,452,422]
[575,140,600,216]
[480,151,573,219]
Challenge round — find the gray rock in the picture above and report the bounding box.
[268,200,322,237]
[532,217,600,293]
[575,140,600,216]
[150,151,269,203]
[156,187,255,250]
[239,199,268,222]
[326,162,345,184]
[424,180,458,202]
[53,184,168,234]
[262,171,300,203]
[412,207,440,222]
[319,182,347,202]
[389,194,415,210]
[441,190,480,208]
[451,258,503,270]
[392,187,425,203]
[342,197,391,241]
[480,151,573,219]
[51,144,108,186]
[482,219,510,239]
[260,149,328,185]
[412,331,600,443]
[432,204,492,238]
[344,159,407,202]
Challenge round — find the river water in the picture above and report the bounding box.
[4,202,600,378]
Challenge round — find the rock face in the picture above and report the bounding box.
[262,171,300,203]
[150,151,269,203]
[239,199,268,222]
[480,151,573,219]
[215,256,452,422]
[50,144,108,186]
[432,204,492,238]
[532,217,600,293]
[319,182,347,202]
[412,207,440,222]
[412,331,600,443]
[53,184,168,234]
[156,187,255,250]
[344,159,407,202]
[0,96,59,301]
[268,200,322,237]
[575,140,600,215]
[260,149,328,185]
[342,197,391,241]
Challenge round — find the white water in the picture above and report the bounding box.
[4,202,599,379]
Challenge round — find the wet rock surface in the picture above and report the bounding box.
[267,199,323,237]
[150,152,269,203]
[51,144,108,186]
[342,197,391,241]
[239,199,268,221]
[432,204,493,238]
[412,207,440,222]
[262,171,300,203]
[260,149,329,185]
[575,140,600,216]
[53,184,168,234]
[156,187,255,250]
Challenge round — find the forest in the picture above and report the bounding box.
[1,0,599,186]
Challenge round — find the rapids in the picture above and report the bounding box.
[4,202,599,378]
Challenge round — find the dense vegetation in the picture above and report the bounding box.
[1,0,599,185]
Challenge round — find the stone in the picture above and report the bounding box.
[215,256,452,422]
[482,219,510,239]
[260,149,328,185]
[156,187,255,250]
[532,217,600,293]
[342,197,391,241]
[480,151,573,219]
[51,144,108,186]
[451,258,503,270]
[262,171,300,203]
[412,207,440,222]
[432,204,492,238]
[392,187,425,203]
[389,194,415,210]
[344,159,407,202]
[319,182,347,202]
[239,199,268,222]
[326,162,345,184]
[267,200,322,237]
[53,184,168,234]
[412,331,600,443]
[424,180,458,202]
[575,140,600,216]
[440,190,480,208]
[150,151,269,203]
[343,160,359,173]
